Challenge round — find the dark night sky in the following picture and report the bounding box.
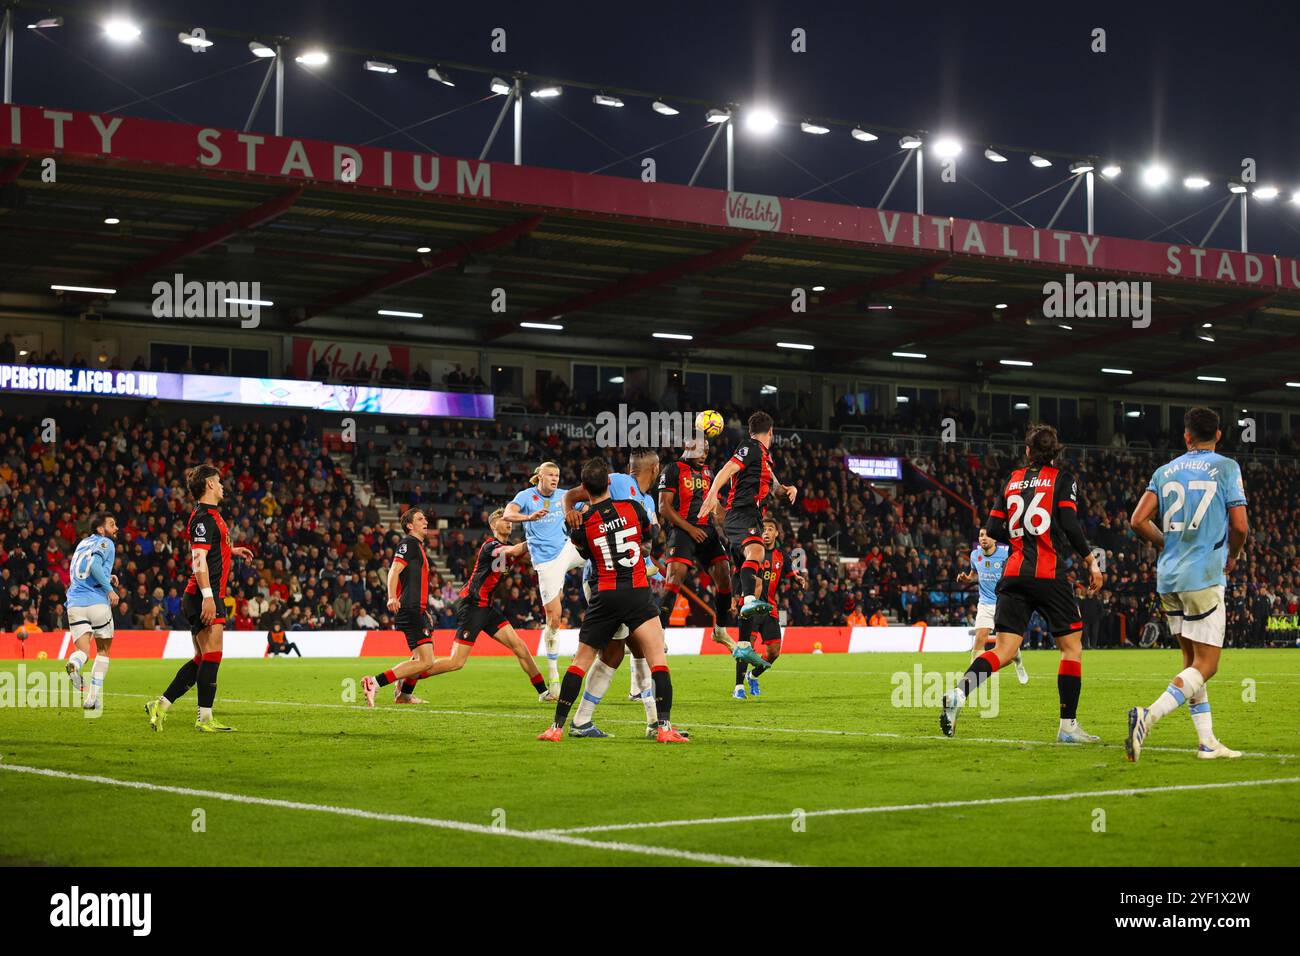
[13,0,1300,254]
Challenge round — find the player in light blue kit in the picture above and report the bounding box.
[504,461,585,696]
[956,528,1028,684]
[65,512,120,710]
[1126,406,1248,761]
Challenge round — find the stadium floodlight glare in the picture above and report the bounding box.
[761,385,778,395]
[1198,334,1216,342]
[1202,322,1213,328]
[984,148,1007,162]
[1058,323,1073,330]
[27,17,63,29]
[1069,160,1094,174]
[652,100,680,116]
[416,246,432,253]
[529,85,562,98]
[1292,190,1300,204]
[489,77,512,95]
[519,321,564,331]
[1183,176,1210,190]
[1100,164,1122,178]
[103,18,141,42]
[1141,164,1170,188]
[1254,185,1279,200]
[51,284,117,295]
[1015,403,1031,410]
[1227,181,1247,194]
[745,108,778,134]
[892,351,927,359]
[1287,382,1300,388]
[1102,367,1132,375]
[1126,410,1142,418]
[427,67,454,86]
[850,128,879,142]
[932,137,962,158]
[895,395,910,403]
[1000,359,1034,366]
[365,60,397,74]
[248,41,276,57]
[653,332,694,340]
[295,50,329,66]
[608,376,625,384]
[1029,154,1052,168]
[179,31,213,50]
[593,94,625,108]
[377,309,423,319]
[1197,375,1227,382]
[812,285,826,292]
[103,216,120,225]
[800,121,831,135]
[777,342,815,350]
[225,297,273,307]
[705,109,731,123]
[748,108,774,134]
[898,135,922,149]
[994,303,1008,309]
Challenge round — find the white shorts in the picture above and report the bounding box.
[974,603,997,632]
[1160,586,1225,648]
[67,604,114,641]
[536,540,586,606]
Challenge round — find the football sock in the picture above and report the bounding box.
[399,678,418,696]
[658,583,680,627]
[1057,658,1081,720]
[628,654,645,696]
[572,659,614,725]
[735,658,747,685]
[651,665,673,725]
[196,652,222,710]
[552,665,585,726]
[714,587,733,627]
[740,561,760,600]
[1188,684,1215,745]
[1149,666,1205,723]
[161,655,201,705]
[68,649,88,674]
[375,668,398,688]
[751,659,769,678]
[529,672,548,695]
[634,658,658,723]
[954,651,999,704]
[86,655,110,703]
[543,625,560,682]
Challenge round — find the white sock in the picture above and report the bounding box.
[1059,717,1078,731]
[543,625,560,681]
[68,649,88,673]
[199,706,213,722]
[1187,684,1215,746]
[632,658,657,723]
[572,660,614,726]
[1149,667,1204,723]
[85,655,110,703]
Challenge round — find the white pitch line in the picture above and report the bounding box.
[0,759,790,868]
[537,776,1300,836]
[101,692,1296,760]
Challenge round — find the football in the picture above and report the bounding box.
[695,409,724,438]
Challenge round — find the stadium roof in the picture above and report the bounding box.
[2,103,1300,403]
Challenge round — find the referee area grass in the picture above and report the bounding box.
[1,650,1297,867]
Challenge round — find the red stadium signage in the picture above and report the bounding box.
[291,336,411,380]
[6,103,1299,290]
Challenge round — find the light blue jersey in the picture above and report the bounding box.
[583,472,660,582]
[970,543,1009,605]
[1146,449,1246,593]
[67,534,116,606]
[510,485,571,563]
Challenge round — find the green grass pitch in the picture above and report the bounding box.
[1,650,1297,867]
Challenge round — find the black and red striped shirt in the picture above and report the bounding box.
[988,465,1086,581]
[392,533,429,612]
[758,547,787,619]
[657,458,713,527]
[726,437,776,510]
[185,504,230,598]
[570,498,652,592]
[458,534,510,608]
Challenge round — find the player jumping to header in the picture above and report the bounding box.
[1125,406,1247,762]
[65,512,119,711]
[956,528,1029,683]
[940,425,1103,743]
[504,461,585,695]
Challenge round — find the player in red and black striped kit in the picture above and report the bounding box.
[657,436,735,634]
[941,424,1104,742]
[733,517,806,699]
[700,411,798,622]
[538,457,688,743]
[361,507,436,706]
[145,463,252,733]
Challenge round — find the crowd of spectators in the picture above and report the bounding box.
[0,395,1296,647]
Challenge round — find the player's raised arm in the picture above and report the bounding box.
[700,459,740,517]
[562,485,590,528]
[502,500,543,523]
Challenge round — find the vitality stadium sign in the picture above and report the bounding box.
[6,104,1300,291]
